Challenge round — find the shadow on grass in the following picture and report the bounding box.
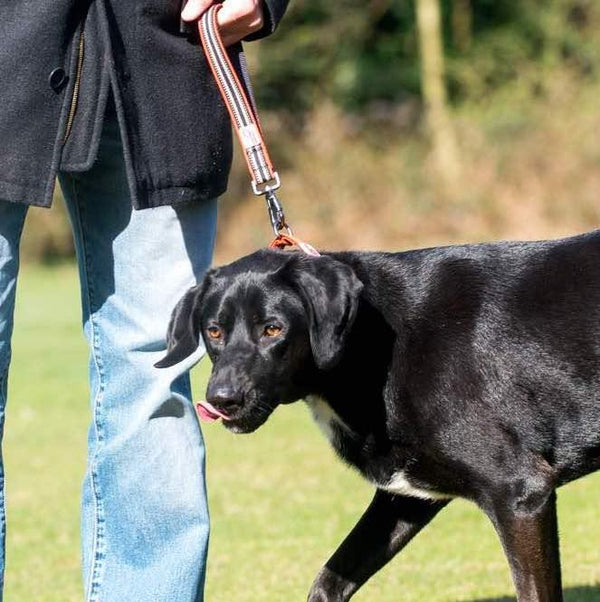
[472,584,600,602]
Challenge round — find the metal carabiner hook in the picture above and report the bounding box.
[265,190,293,237]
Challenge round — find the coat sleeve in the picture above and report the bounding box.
[245,0,290,41]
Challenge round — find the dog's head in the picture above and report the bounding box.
[155,250,363,433]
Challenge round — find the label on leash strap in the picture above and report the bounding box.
[239,124,261,150]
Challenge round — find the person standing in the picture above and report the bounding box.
[0,0,288,600]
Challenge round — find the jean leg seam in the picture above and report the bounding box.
[67,180,108,602]
[0,208,28,379]
[0,206,27,592]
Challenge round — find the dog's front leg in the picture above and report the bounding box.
[307,490,448,602]
[485,490,563,602]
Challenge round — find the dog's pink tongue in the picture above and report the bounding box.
[195,400,230,423]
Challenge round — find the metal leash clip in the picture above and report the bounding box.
[264,189,293,237]
[252,173,292,236]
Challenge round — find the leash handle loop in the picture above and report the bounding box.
[198,5,319,255]
[198,6,280,195]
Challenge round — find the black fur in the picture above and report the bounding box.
[157,231,600,602]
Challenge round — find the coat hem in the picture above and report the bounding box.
[0,178,53,208]
[134,181,228,210]
[0,176,227,211]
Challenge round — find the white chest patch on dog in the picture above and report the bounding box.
[305,395,351,444]
[379,472,452,501]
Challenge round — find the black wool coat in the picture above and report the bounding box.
[0,0,288,209]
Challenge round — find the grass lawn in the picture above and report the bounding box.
[4,263,600,601]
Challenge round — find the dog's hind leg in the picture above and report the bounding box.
[307,490,448,602]
[485,490,563,602]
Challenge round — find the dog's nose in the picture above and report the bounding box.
[206,385,242,413]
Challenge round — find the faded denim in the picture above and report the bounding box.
[0,115,216,601]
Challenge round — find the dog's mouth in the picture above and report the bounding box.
[195,400,232,423]
[196,394,276,433]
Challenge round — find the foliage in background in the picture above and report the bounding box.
[448,0,600,103]
[256,0,600,115]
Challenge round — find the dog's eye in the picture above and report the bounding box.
[207,326,222,340]
[263,324,282,338]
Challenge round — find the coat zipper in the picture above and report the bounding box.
[63,29,85,143]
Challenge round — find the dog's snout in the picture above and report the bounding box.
[206,385,243,412]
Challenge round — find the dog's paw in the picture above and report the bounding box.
[307,567,354,602]
[307,588,340,602]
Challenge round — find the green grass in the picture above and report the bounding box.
[5,263,600,601]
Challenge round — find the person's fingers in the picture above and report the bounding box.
[181,0,214,22]
[181,0,264,46]
[216,0,264,46]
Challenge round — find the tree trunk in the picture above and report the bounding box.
[416,0,460,187]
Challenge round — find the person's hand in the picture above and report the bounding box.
[181,0,264,46]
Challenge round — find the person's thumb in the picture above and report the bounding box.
[181,0,214,22]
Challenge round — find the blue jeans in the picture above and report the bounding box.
[0,117,216,601]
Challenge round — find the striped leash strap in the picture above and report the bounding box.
[198,4,320,257]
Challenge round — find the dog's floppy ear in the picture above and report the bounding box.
[287,255,363,370]
[154,272,213,368]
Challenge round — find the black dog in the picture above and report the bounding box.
[156,231,600,602]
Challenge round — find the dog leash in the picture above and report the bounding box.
[197,5,320,257]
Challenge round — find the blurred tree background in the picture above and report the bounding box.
[23,0,600,262]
